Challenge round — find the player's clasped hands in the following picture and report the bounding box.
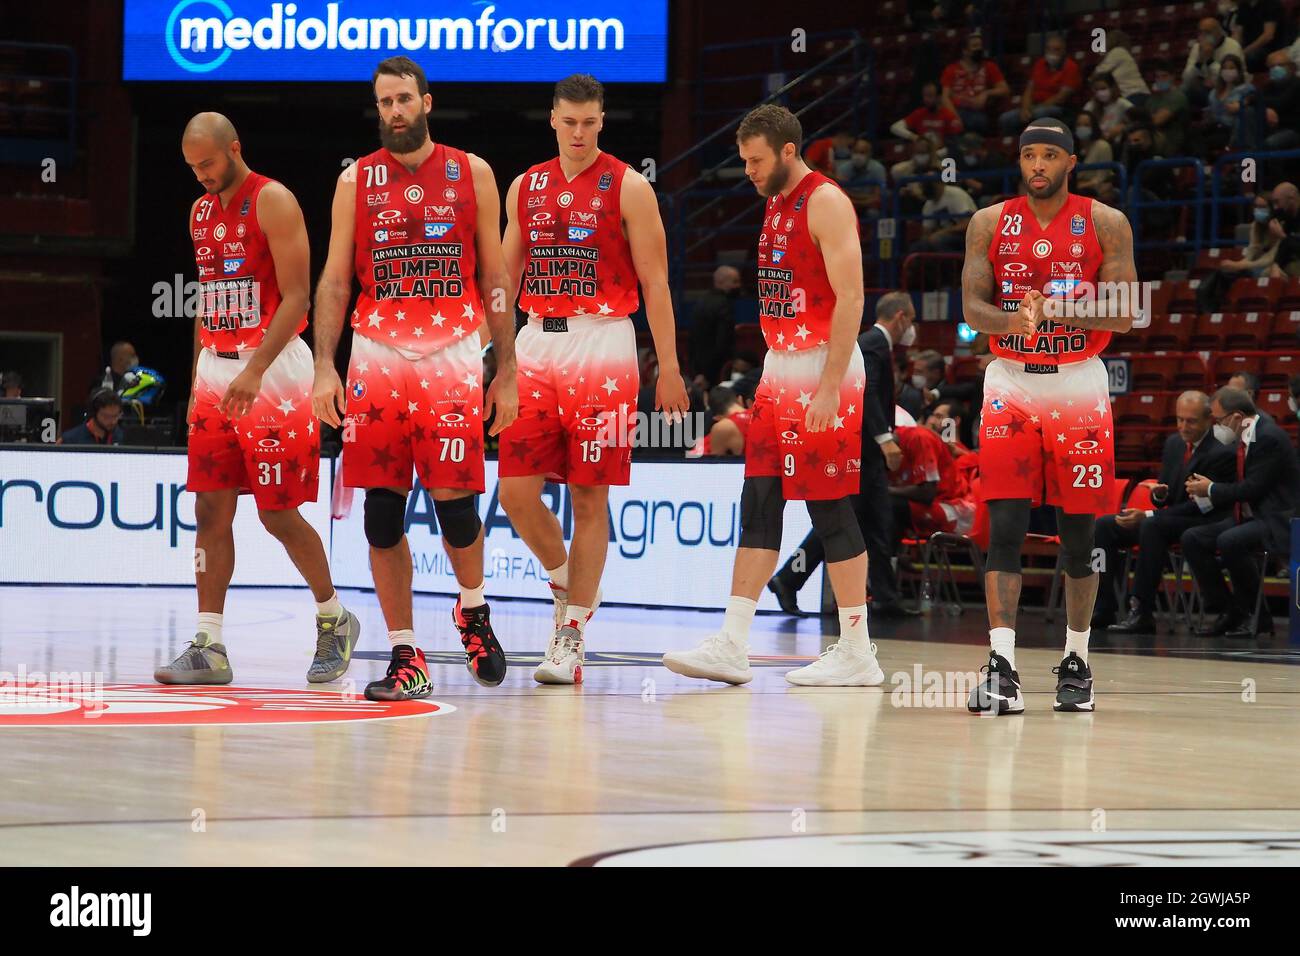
[218,367,263,420]
[804,384,838,433]
[311,364,346,429]
[1017,289,1046,338]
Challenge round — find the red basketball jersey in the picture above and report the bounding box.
[987,193,1109,366]
[756,171,852,352]
[352,144,483,356]
[894,425,963,500]
[516,150,639,319]
[190,172,306,353]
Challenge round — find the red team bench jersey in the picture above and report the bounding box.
[987,193,1109,367]
[190,172,306,353]
[756,170,852,352]
[515,150,639,320]
[351,144,484,356]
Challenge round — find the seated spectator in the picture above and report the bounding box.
[896,351,926,421]
[686,384,751,457]
[890,134,945,209]
[1259,51,1300,150]
[688,265,741,387]
[804,129,854,177]
[998,33,1081,135]
[1232,0,1288,73]
[60,389,124,446]
[955,132,1003,205]
[1120,122,1178,232]
[1226,372,1276,423]
[924,399,972,456]
[890,82,964,148]
[1181,386,1300,637]
[1073,110,1116,196]
[1265,181,1300,277]
[1196,193,1281,311]
[1205,54,1256,152]
[1183,17,1246,109]
[91,340,139,397]
[1146,59,1192,156]
[913,177,977,252]
[2,371,21,398]
[912,348,983,421]
[888,423,977,545]
[1090,30,1151,106]
[1082,72,1135,143]
[1093,391,1236,632]
[941,30,1010,135]
[841,137,888,215]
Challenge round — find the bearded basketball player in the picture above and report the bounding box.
[160,112,359,686]
[962,118,1138,714]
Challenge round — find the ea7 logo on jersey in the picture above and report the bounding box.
[367,191,390,206]
[192,228,207,240]
[527,195,547,208]
[998,242,1020,254]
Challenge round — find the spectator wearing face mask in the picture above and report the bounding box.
[841,138,888,215]
[891,82,964,149]
[804,129,855,178]
[954,132,1001,205]
[1082,72,1135,143]
[1090,30,1151,106]
[912,348,983,421]
[941,31,1010,135]
[1227,372,1276,424]
[1231,0,1289,73]
[998,33,1081,134]
[1073,110,1115,197]
[891,134,945,210]
[1183,17,1246,109]
[1196,193,1282,311]
[913,177,977,253]
[1265,181,1300,277]
[1259,51,1300,150]
[1146,59,1192,155]
[1206,54,1257,151]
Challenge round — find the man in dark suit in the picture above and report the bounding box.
[1181,387,1300,638]
[1093,391,1235,633]
[768,291,913,616]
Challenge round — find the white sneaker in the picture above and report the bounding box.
[785,642,885,686]
[534,627,585,685]
[549,584,604,632]
[662,633,752,685]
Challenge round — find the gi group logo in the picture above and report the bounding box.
[0,675,453,727]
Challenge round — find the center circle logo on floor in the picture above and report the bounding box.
[0,681,454,727]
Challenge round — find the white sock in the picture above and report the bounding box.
[989,627,1016,670]
[838,605,870,652]
[315,591,343,618]
[460,582,486,610]
[388,628,416,651]
[563,606,591,635]
[721,596,758,644]
[197,612,224,646]
[547,560,569,591]
[1065,627,1090,663]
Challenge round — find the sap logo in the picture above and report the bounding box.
[424,205,455,220]
[192,228,207,240]
[1032,239,1053,259]
[1000,280,1014,294]
[425,223,452,238]
[374,229,389,242]
[984,425,1010,439]
[570,211,598,226]
[1002,261,1029,274]
[374,209,403,221]
[998,242,1020,255]
[1047,279,1078,295]
[222,241,246,256]
[367,191,390,206]
[530,212,554,224]
[1053,260,1082,274]
[568,227,594,242]
[772,250,786,263]
[223,259,244,274]
[527,195,547,208]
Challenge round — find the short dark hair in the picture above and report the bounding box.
[737,103,803,154]
[1228,370,1259,394]
[554,73,604,108]
[935,400,967,421]
[708,384,740,418]
[373,56,428,97]
[90,389,123,414]
[1214,386,1257,416]
[916,349,946,373]
[1,370,22,390]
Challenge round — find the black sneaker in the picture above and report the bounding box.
[364,645,433,701]
[967,653,1024,715]
[453,599,508,687]
[1052,652,1094,712]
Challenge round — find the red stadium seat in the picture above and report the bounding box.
[1257,387,1292,423]
[1262,353,1298,387]
[914,321,956,354]
[1164,279,1199,313]
[1222,311,1270,350]
[1145,279,1175,320]
[1189,311,1233,350]
[1208,351,1259,386]
[1268,310,1300,347]
[1192,248,1231,278]
[1112,391,1174,427]
[1145,311,1195,350]
[1276,277,1300,312]
[1127,353,1206,391]
[1225,276,1285,312]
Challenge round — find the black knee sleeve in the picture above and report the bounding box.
[985,498,1031,573]
[1056,509,1097,578]
[364,488,407,549]
[739,476,784,551]
[434,495,482,549]
[805,497,866,563]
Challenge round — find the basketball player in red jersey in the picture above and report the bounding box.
[498,74,688,685]
[159,112,360,686]
[686,385,752,458]
[311,58,518,700]
[962,118,1138,715]
[663,104,882,687]
[889,423,975,538]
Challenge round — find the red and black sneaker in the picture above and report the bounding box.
[453,599,508,687]
[364,645,433,701]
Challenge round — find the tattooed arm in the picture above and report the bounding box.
[961,203,1038,337]
[1045,201,1138,332]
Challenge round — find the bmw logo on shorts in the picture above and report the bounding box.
[351,380,366,400]
[990,398,1006,412]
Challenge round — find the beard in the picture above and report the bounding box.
[206,154,238,194]
[379,109,430,154]
[759,158,792,197]
[1025,169,1067,200]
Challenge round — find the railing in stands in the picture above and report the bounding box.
[1210,149,1300,243]
[1129,157,1205,253]
[0,41,77,165]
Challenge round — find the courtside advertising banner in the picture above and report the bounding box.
[328,460,823,610]
[123,0,669,81]
[0,449,332,586]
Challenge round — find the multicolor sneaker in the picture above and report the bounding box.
[535,626,584,685]
[364,645,433,701]
[155,633,233,685]
[1052,652,1095,712]
[453,599,508,687]
[307,607,361,683]
[967,652,1024,715]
